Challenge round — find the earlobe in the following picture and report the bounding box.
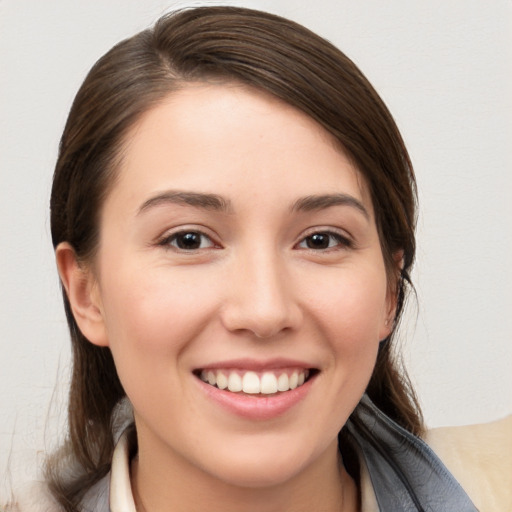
[379,302,397,341]
[379,316,394,342]
[55,242,109,347]
[380,250,405,340]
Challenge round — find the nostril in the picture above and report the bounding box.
[252,325,288,339]
[219,275,303,338]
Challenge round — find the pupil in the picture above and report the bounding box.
[307,233,329,249]
[178,232,200,249]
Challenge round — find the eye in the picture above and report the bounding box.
[161,231,215,251]
[297,231,351,250]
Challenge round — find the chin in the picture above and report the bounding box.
[197,438,325,489]
[210,459,304,489]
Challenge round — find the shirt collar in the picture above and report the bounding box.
[110,428,137,511]
[108,425,379,512]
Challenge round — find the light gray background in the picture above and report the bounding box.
[1,0,511,491]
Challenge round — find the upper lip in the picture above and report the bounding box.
[193,358,317,372]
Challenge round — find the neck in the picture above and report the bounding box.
[131,437,358,512]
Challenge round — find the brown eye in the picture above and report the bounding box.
[163,231,215,250]
[305,233,331,249]
[298,231,351,250]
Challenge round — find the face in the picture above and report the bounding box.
[77,84,394,488]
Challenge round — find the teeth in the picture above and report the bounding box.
[228,372,243,392]
[199,369,310,394]
[277,373,289,392]
[242,371,260,394]
[260,372,278,394]
[216,371,228,390]
[289,371,298,390]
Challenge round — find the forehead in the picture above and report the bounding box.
[110,82,372,215]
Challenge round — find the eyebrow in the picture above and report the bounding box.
[137,190,368,219]
[291,193,369,219]
[138,190,232,215]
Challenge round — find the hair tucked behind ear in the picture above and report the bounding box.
[48,6,421,509]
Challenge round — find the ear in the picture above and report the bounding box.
[56,242,109,347]
[380,250,405,340]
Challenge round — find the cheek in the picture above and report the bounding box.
[97,265,218,377]
[97,267,221,427]
[308,266,388,342]
[304,264,388,385]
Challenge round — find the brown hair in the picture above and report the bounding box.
[48,6,421,510]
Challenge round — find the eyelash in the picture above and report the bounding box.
[158,230,217,251]
[296,230,353,251]
[157,228,353,253]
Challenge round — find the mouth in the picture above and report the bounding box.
[194,368,318,396]
[193,361,319,419]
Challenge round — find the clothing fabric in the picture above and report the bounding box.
[10,396,512,511]
[347,395,478,511]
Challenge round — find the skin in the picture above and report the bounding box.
[57,83,396,512]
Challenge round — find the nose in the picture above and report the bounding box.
[220,248,302,339]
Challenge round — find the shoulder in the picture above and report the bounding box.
[425,415,512,512]
[4,475,110,512]
[2,481,60,512]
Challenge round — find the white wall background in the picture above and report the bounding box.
[1,0,511,493]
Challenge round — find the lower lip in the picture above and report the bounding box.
[196,375,315,420]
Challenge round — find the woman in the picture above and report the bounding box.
[13,6,510,512]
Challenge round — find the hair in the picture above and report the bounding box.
[48,6,421,510]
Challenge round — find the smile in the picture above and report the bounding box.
[194,363,318,420]
[198,369,312,394]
